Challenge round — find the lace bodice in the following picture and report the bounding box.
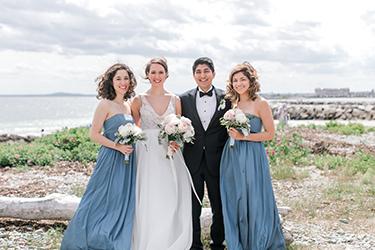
[139,94,176,130]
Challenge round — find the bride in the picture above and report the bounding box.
[131,57,193,250]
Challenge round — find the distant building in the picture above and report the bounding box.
[314,88,350,97]
[351,89,375,97]
[262,88,374,99]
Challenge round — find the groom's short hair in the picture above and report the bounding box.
[192,57,215,73]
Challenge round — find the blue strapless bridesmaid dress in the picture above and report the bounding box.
[220,114,285,250]
[61,114,136,250]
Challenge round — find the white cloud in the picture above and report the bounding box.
[0,0,374,95]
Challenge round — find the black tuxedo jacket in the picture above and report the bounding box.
[180,87,231,177]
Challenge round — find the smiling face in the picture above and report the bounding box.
[147,63,167,86]
[193,64,215,92]
[232,71,250,96]
[112,69,130,97]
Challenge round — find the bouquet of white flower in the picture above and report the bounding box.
[158,114,195,159]
[114,123,146,165]
[220,108,250,147]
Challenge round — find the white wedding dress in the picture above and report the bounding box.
[132,94,192,250]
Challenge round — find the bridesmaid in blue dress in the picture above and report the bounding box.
[220,62,285,250]
[61,63,138,250]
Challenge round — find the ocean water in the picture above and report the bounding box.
[0,96,99,136]
[1,96,374,136]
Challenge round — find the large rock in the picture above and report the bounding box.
[0,134,36,143]
[272,102,375,120]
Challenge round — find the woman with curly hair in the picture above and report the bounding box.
[61,63,137,250]
[220,62,286,250]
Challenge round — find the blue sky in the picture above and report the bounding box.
[1,0,375,95]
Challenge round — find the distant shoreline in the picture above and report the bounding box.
[1,93,374,99]
[0,93,95,97]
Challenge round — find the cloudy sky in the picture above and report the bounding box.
[1,0,375,95]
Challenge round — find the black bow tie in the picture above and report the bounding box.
[199,89,213,97]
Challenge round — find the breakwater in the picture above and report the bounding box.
[271,100,375,120]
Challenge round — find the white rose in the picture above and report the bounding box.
[133,126,143,136]
[218,99,226,110]
[180,116,192,125]
[178,122,188,133]
[118,123,133,136]
[164,114,178,125]
[184,128,195,138]
[165,123,178,135]
[235,112,247,124]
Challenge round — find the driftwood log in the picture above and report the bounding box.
[0,193,80,220]
[0,193,291,220]
[0,193,293,244]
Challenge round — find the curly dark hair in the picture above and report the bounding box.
[225,62,260,102]
[144,57,169,79]
[96,63,137,100]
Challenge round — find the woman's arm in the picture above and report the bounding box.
[130,95,142,127]
[89,100,133,155]
[228,100,275,142]
[175,96,182,116]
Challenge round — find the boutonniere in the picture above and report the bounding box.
[217,98,226,111]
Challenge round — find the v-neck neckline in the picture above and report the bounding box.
[143,95,172,117]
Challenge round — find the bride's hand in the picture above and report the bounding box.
[116,144,134,155]
[169,141,180,153]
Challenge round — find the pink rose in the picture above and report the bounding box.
[223,109,235,121]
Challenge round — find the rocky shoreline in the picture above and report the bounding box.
[0,134,36,143]
[271,100,375,120]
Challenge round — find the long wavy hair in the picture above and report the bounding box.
[225,62,260,103]
[96,63,137,100]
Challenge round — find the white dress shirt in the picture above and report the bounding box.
[196,87,216,130]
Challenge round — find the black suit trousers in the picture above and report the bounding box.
[191,153,225,250]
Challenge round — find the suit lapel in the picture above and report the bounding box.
[207,86,223,130]
[189,88,205,132]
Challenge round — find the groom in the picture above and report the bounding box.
[180,57,230,250]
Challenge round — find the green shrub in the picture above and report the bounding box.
[0,127,99,168]
[71,141,99,162]
[361,167,375,185]
[265,132,310,167]
[37,127,92,150]
[314,154,347,170]
[324,121,366,135]
[345,151,375,175]
[271,165,296,180]
[0,143,59,167]
[312,151,375,176]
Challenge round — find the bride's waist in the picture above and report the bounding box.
[142,128,160,135]
[140,129,163,144]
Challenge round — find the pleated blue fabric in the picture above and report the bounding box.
[220,114,285,250]
[61,114,136,250]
